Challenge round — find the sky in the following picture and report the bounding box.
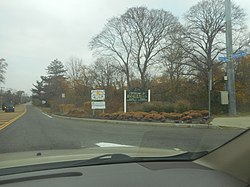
[0,0,250,94]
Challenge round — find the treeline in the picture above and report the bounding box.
[32,0,250,115]
[0,58,7,84]
[1,89,30,106]
[31,55,250,115]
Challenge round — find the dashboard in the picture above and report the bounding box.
[0,161,247,187]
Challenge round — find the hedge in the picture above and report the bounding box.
[99,109,209,124]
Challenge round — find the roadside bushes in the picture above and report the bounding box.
[99,109,209,123]
[128,100,194,113]
[59,104,75,114]
[174,99,191,113]
[128,102,175,113]
[67,109,85,117]
[160,112,182,120]
[57,104,86,117]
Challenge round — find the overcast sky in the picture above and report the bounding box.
[0,0,249,94]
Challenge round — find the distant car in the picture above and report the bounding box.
[4,104,15,112]
[2,103,6,111]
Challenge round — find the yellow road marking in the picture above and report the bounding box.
[0,106,27,131]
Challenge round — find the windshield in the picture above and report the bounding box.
[0,0,249,169]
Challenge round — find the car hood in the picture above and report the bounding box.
[0,146,185,169]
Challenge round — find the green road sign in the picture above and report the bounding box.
[126,91,148,102]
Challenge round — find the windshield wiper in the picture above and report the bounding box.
[67,153,136,167]
[67,151,209,167]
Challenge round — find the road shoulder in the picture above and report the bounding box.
[0,104,27,131]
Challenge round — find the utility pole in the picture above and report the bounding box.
[225,0,237,116]
[0,87,3,108]
[208,68,212,118]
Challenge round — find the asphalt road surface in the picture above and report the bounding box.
[0,104,245,153]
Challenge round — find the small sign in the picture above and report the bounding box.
[220,91,229,105]
[91,90,105,101]
[62,93,65,98]
[91,101,106,109]
[219,51,247,62]
[218,56,229,62]
[232,51,246,59]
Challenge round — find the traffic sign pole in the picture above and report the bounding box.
[124,90,127,113]
[148,89,151,102]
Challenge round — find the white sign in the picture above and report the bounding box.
[91,90,105,101]
[62,93,65,98]
[91,101,106,109]
[220,91,229,105]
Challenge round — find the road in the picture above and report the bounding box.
[0,104,245,153]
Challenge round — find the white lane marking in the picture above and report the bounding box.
[42,112,53,119]
[174,148,181,151]
[95,142,135,148]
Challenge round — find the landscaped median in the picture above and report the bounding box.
[50,109,218,129]
[0,104,26,130]
[99,110,210,124]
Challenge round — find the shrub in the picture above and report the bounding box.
[174,100,191,113]
[180,115,192,122]
[132,112,148,121]
[49,100,60,112]
[83,101,92,115]
[129,102,175,113]
[143,113,164,122]
[188,112,202,119]
[199,110,209,116]
[99,113,110,119]
[111,112,123,120]
[149,110,158,114]
[181,111,190,117]
[100,110,206,123]
[117,112,134,120]
[59,104,75,114]
[67,109,85,117]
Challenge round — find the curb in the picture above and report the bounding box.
[52,114,220,129]
[210,122,248,130]
[0,105,27,131]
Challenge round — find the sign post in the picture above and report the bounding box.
[124,90,127,113]
[148,89,151,102]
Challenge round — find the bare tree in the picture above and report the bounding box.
[0,58,7,83]
[123,7,182,90]
[90,6,182,90]
[66,57,84,82]
[182,0,248,84]
[65,57,93,106]
[90,16,134,89]
[88,57,125,89]
[161,32,191,82]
